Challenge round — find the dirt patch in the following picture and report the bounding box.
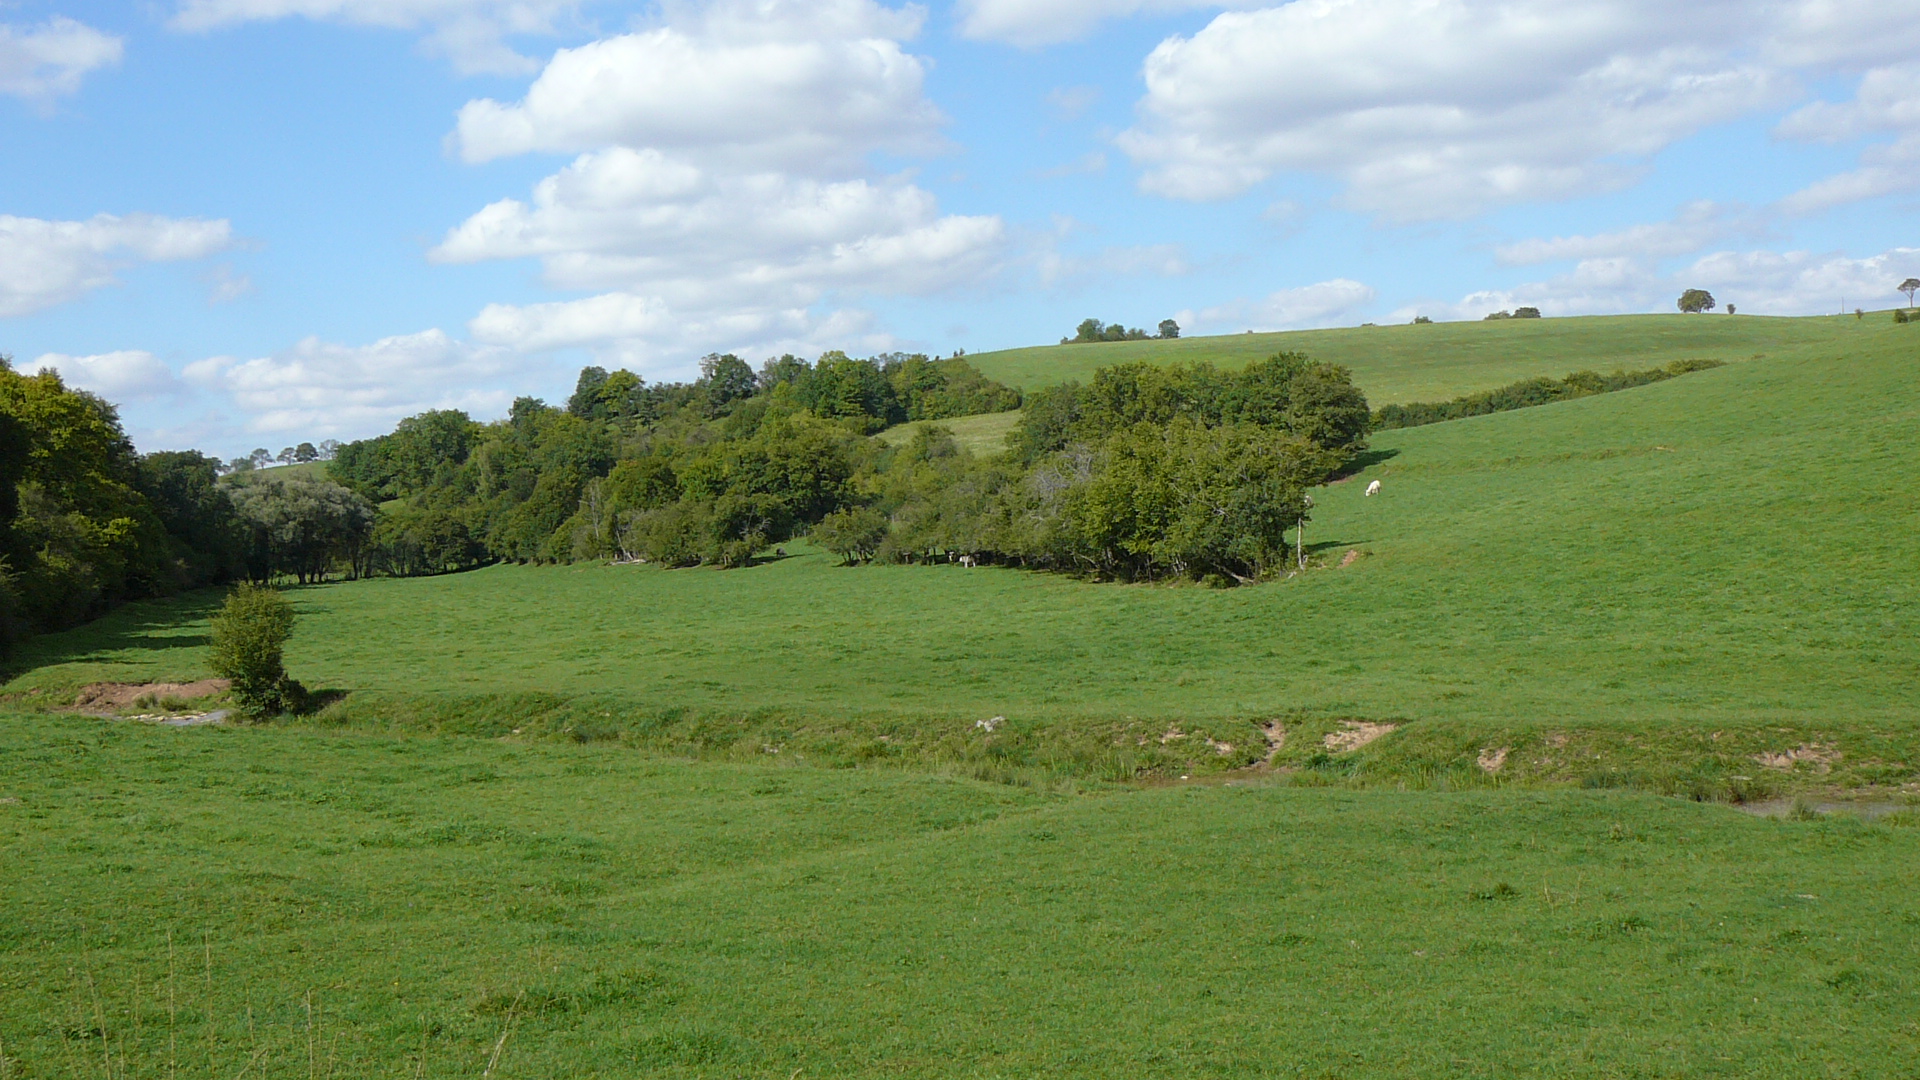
[1477,747,1509,773]
[1339,549,1364,568]
[74,680,229,710]
[1205,738,1234,755]
[1323,721,1398,753]
[1753,744,1840,772]
[1159,727,1188,744]
[1260,721,1286,764]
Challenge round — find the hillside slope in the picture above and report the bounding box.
[13,319,1916,776]
[967,313,1882,403]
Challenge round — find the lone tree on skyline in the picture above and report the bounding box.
[1900,277,1919,309]
[1678,288,1716,313]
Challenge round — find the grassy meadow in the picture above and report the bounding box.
[3,715,1918,1078]
[5,312,1919,1076]
[11,314,1917,789]
[966,312,1885,400]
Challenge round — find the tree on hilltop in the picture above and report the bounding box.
[1678,289,1716,313]
[1900,278,1919,309]
[1158,319,1180,339]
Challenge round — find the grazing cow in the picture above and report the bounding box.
[1365,480,1382,497]
[960,554,977,568]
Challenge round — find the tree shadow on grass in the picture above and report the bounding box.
[1327,447,1400,483]
[1,588,227,682]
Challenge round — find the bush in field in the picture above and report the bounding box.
[207,583,305,719]
[1374,359,1724,430]
[813,506,890,564]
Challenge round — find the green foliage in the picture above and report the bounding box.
[1066,317,1155,343]
[1678,288,1716,313]
[1484,307,1542,320]
[812,505,890,564]
[1157,318,1180,339]
[206,582,304,717]
[1901,278,1919,308]
[1009,353,1369,463]
[228,474,376,583]
[1374,358,1725,429]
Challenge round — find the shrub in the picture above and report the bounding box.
[1896,309,1910,324]
[207,583,306,718]
[812,506,890,564]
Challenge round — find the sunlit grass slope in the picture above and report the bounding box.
[967,313,1881,402]
[876,408,1023,454]
[18,324,1915,744]
[3,715,1917,1078]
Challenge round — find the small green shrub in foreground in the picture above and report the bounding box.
[207,583,306,718]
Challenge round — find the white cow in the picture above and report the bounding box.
[960,554,978,568]
[1365,480,1382,497]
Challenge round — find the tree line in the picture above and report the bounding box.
[0,358,374,649]
[1373,358,1725,430]
[0,341,1371,647]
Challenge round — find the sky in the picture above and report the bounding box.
[2,0,1917,457]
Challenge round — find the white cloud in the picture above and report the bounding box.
[957,0,1247,47]
[451,0,939,168]
[171,0,574,75]
[1118,0,1920,219]
[433,148,1006,305]
[0,17,122,101]
[185,329,520,435]
[1495,202,1762,266]
[1177,278,1375,332]
[437,0,1004,365]
[23,351,183,401]
[1400,245,1920,321]
[1688,246,1920,314]
[468,294,890,373]
[1776,62,1920,214]
[0,213,234,317]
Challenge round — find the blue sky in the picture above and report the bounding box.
[2,0,1916,457]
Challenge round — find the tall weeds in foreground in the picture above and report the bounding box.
[19,936,536,1080]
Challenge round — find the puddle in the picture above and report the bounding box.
[1734,799,1913,821]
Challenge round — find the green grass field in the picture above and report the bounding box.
[14,314,1916,789]
[4,715,1917,1078]
[967,313,1880,401]
[6,313,1919,1075]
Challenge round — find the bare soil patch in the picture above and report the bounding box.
[1339,549,1364,568]
[74,680,229,710]
[1477,747,1510,773]
[1324,721,1398,753]
[1754,744,1840,772]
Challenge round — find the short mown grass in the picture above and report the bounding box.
[3,715,1918,1078]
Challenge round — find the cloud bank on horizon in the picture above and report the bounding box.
[3,0,1917,454]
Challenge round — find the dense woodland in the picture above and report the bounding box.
[0,345,1368,648]
[326,350,1367,584]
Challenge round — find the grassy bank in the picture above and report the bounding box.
[3,714,1917,1078]
[965,312,1886,401]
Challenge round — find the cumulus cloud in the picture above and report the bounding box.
[957,0,1251,47]
[0,213,234,317]
[1776,62,1920,214]
[0,17,123,100]
[171,0,573,74]
[1118,0,1920,219]
[1177,278,1375,332]
[432,148,1004,301]
[1688,246,1920,313]
[185,329,520,435]
[451,0,939,168]
[1401,246,1920,322]
[437,0,1004,365]
[1495,202,1763,266]
[23,351,183,401]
